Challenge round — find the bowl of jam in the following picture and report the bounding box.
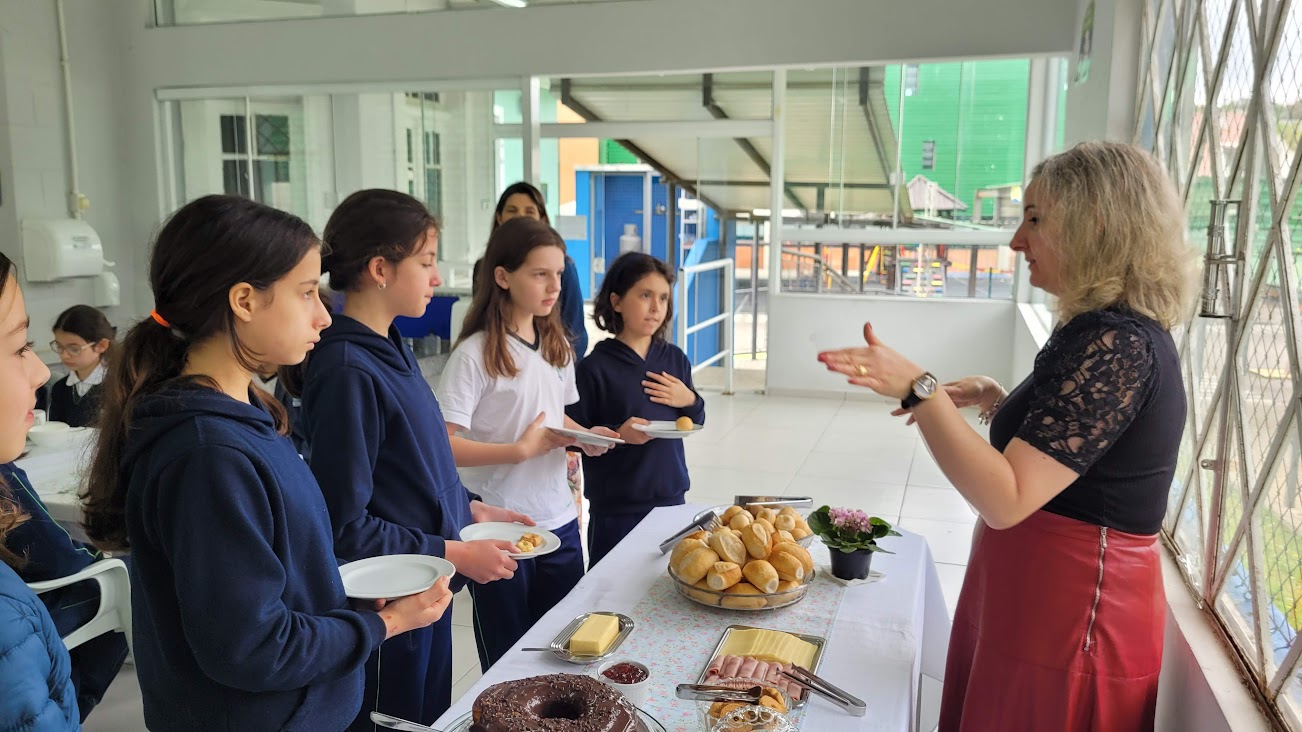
[596,659,651,709]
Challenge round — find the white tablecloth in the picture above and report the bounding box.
[434,503,951,731]
[14,430,95,542]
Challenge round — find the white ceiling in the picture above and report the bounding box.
[558,69,907,216]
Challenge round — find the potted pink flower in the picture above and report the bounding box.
[807,505,901,580]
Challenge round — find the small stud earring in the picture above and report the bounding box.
[378,282,387,291]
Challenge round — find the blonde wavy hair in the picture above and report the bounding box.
[1030,142,1197,329]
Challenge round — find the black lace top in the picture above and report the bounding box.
[989,307,1185,534]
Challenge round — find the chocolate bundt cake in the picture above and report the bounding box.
[470,673,641,732]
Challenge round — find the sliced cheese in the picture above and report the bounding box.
[568,613,621,656]
[719,628,818,668]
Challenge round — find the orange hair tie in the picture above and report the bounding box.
[150,310,171,328]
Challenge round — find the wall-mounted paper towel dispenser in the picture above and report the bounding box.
[21,219,108,282]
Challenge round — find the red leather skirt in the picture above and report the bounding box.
[939,510,1164,732]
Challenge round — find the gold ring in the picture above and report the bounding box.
[855,364,869,377]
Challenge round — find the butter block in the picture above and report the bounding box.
[568,613,621,656]
[719,628,817,668]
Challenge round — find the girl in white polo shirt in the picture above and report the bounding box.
[438,216,618,668]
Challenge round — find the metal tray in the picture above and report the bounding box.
[695,624,828,708]
[545,611,635,665]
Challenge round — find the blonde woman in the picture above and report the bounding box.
[819,142,1195,731]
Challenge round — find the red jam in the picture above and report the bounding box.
[602,662,648,685]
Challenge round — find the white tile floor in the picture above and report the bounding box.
[84,391,977,731]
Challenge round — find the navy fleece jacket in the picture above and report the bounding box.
[566,338,705,515]
[121,385,385,732]
[302,316,476,571]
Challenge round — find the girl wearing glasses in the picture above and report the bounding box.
[42,305,115,427]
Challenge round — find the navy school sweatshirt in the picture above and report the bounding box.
[301,316,476,573]
[120,384,386,732]
[565,337,706,515]
[3,463,101,584]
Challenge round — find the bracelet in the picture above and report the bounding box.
[978,396,1004,426]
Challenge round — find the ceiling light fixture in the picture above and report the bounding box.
[488,0,528,7]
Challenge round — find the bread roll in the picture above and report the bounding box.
[686,530,710,543]
[795,517,812,533]
[770,552,806,582]
[708,530,748,565]
[741,522,773,559]
[779,505,801,519]
[755,518,776,536]
[721,583,768,609]
[674,546,720,584]
[746,503,765,518]
[707,561,743,591]
[721,505,745,522]
[774,514,797,532]
[791,527,811,540]
[670,537,707,566]
[742,559,780,593]
[776,579,802,593]
[776,529,795,544]
[771,541,814,574]
[759,694,787,713]
[728,511,753,530]
[688,580,721,606]
[730,528,743,538]
[756,507,779,524]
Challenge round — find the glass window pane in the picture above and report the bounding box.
[221,159,248,197]
[255,114,290,156]
[220,115,246,155]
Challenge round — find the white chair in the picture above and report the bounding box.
[449,296,472,346]
[26,557,132,654]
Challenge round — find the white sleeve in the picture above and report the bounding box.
[436,346,487,429]
[563,359,579,406]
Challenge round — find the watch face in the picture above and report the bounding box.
[915,373,939,399]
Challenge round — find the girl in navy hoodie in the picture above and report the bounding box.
[0,250,77,730]
[78,195,452,732]
[300,189,523,729]
[566,252,706,566]
[439,217,617,668]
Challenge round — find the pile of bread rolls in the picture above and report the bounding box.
[669,505,816,609]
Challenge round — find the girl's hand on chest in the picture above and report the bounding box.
[642,371,696,409]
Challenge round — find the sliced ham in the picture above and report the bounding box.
[706,656,725,677]
[737,656,760,679]
[703,655,807,702]
[721,654,744,678]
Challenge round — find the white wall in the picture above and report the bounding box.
[765,295,1017,397]
[1011,302,1052,383]
[0,0,135,364]
[1063,0,1144,145]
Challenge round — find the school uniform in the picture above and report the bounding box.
[566,338,705,566]
[302,315,477,729]
[45,362,106,427]
[4,463,129,721]
[438,330,583,669]
[120,384,386,732]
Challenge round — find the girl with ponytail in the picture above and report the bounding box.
[79,195,452,732]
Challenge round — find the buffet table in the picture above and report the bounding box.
[435,503,951,732]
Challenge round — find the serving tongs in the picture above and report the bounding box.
[657,497,815,554]
[675,683,766,705]
[779,665,867,716]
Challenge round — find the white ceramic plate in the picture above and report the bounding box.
[459,522,562,559]
[631,421,703,439]
[547,426,625,446]
[338,554,455,600]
